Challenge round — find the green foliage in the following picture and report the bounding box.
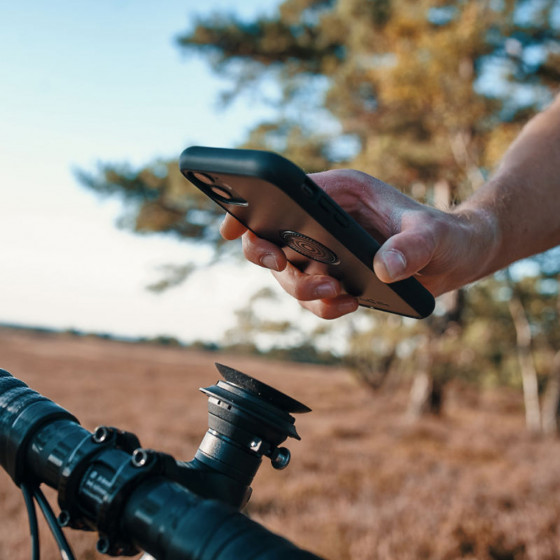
[177,0,558,201]
[77,1,560,396]
[77,159,227,245]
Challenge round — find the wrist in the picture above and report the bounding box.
[450,203,502,285]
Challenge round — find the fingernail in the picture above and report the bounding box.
[314,282,338,299]
[380,249,406,280]
[261,254,280,271]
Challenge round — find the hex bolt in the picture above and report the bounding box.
[131,448,150,468]
[92,426,110,444]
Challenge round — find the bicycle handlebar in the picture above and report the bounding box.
[0,368,323,559]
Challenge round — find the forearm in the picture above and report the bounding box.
[456,94,560,280]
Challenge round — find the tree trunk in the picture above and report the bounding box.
[508,293,541,433]
[407,335,444,419]
[408,371,444,418]
[541,351,560,435]
[408,371,434,419]
[406,181,461,421]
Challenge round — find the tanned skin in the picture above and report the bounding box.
[220,95,560,319]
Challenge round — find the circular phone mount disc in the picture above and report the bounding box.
[280,230,339,265]
[215,363,311,414]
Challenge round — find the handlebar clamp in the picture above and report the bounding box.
[56,426,157,556]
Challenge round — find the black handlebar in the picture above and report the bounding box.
[0,368,323,560]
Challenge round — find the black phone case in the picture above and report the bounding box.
[179,146,435,319]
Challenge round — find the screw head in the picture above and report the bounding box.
[271,447,291,470]
[92,426,110,444]
[131,448,150,468]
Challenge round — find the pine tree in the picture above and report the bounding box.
[80,0,560,420]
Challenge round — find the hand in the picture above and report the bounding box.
[220,169,497,319]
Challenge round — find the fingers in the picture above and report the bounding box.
[238,231,345,302]
[271,266,359,319]
[270,265,340,301]
[226,223,359,318]
[372,208,459,298]
[220,217,288,272]
[242,231,288,271]
[373,225,436,283]
[219,214,248,240]
[298,295,360,319]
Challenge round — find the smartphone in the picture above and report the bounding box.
[179,146,435,319]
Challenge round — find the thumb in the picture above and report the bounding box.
[373,228,436,283]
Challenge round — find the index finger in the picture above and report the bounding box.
[219,214,248,240]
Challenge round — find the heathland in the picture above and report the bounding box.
[1,327,560,560]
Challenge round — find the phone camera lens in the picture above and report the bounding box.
[209,184,248,207]
[210,185,233,200]
[188,172,248,207]
[192,172,214,185]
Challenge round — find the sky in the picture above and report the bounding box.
[0,0,293,343]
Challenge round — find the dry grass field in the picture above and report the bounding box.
[2,327,560,560]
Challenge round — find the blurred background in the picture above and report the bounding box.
[2,1,560,559]
[0,0,286,343]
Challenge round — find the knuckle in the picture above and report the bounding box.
[241,238,261,265]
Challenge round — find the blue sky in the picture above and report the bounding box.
[0,0,288,342]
